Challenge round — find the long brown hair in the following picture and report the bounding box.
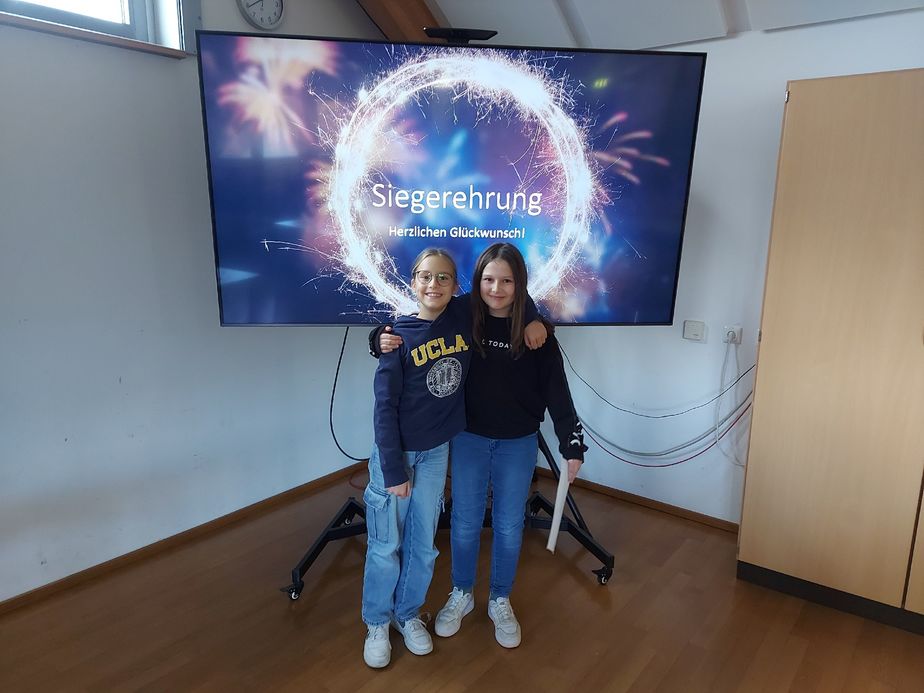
[471,243,529,358]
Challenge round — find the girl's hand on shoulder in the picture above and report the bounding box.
[524,320,548,349]
[387,481,411,498]
[566,459,582,483]
[380,326,403,354]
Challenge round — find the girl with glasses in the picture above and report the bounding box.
[362,248,547,668]
[375,243,585,651]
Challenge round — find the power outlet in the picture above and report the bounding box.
[724,325,743,344]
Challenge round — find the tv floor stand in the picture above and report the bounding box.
[529,434,614,584]
[282,432,614,600]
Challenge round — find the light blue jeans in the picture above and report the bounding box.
[361,442,449,626]
[449,430,539,599]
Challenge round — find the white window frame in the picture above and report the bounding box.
[0,0,201,53]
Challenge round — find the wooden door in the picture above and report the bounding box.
[906,508,924,614]
[739,69,924,606]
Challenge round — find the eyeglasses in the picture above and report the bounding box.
[414,271,454,287]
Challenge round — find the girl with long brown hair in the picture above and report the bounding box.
[433,243,585,649]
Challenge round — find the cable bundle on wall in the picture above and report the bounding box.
[558,340,755,469]
[330,327,756,471]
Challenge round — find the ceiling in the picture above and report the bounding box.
[357,0,924,49]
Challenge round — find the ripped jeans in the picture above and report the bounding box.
[361,442,448,626]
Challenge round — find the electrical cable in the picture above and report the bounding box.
[715,336,746,467]
[567,335,753,466]
[330,326,367,462]
[584,402,753,468]
[558,342,755,419]
[339,327,752,468]
[715,340,731,460]
[579,389,753,458]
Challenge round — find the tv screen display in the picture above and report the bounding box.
[196,31,705,325]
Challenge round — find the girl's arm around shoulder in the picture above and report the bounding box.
[370,324,402,356]
[521,296,548,349]
[368,324,389,358]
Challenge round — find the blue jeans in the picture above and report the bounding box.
[361,442,449,626]
[449,430,538,599]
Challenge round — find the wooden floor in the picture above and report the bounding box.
[1,475,923,692]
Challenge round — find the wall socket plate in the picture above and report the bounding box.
[724,325,743,344]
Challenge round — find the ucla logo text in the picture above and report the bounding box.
[411,335,469,367]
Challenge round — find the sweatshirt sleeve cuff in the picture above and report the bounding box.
[381,464,408,488]
[559,422,587,461]
[368,326,386,358]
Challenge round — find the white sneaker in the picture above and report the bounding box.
[487,597,521,648]
[363,624,391,668]
[435,587,475,637]
[392,616,433,655]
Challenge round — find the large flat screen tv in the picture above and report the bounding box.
[196,31,705,325]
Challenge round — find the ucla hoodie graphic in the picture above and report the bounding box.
[372,295,473,487]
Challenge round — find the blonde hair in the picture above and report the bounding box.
[411,247,458,283]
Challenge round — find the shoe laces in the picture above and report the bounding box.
[368,624,388,640]
[492,597,514,623]
[403,617,427,635]
[443,588,469,616]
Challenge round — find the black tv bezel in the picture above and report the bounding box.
[195,29,707,328]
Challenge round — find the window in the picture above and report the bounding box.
[0,0,201,52]
[27,1,127,23]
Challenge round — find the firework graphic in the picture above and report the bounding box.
[197,34,704,325]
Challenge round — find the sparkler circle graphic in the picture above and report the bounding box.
[327,49,595,315]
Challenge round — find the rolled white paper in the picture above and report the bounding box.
[546,465,570,553]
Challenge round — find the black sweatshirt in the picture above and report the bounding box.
[465,315,586,461]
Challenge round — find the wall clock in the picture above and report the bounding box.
[237,0,284,31]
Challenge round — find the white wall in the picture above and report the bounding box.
[0,1,381,602]
[547,9,924,522]
[1,2,922,602]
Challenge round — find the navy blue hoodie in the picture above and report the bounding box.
[373,295,473,487]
